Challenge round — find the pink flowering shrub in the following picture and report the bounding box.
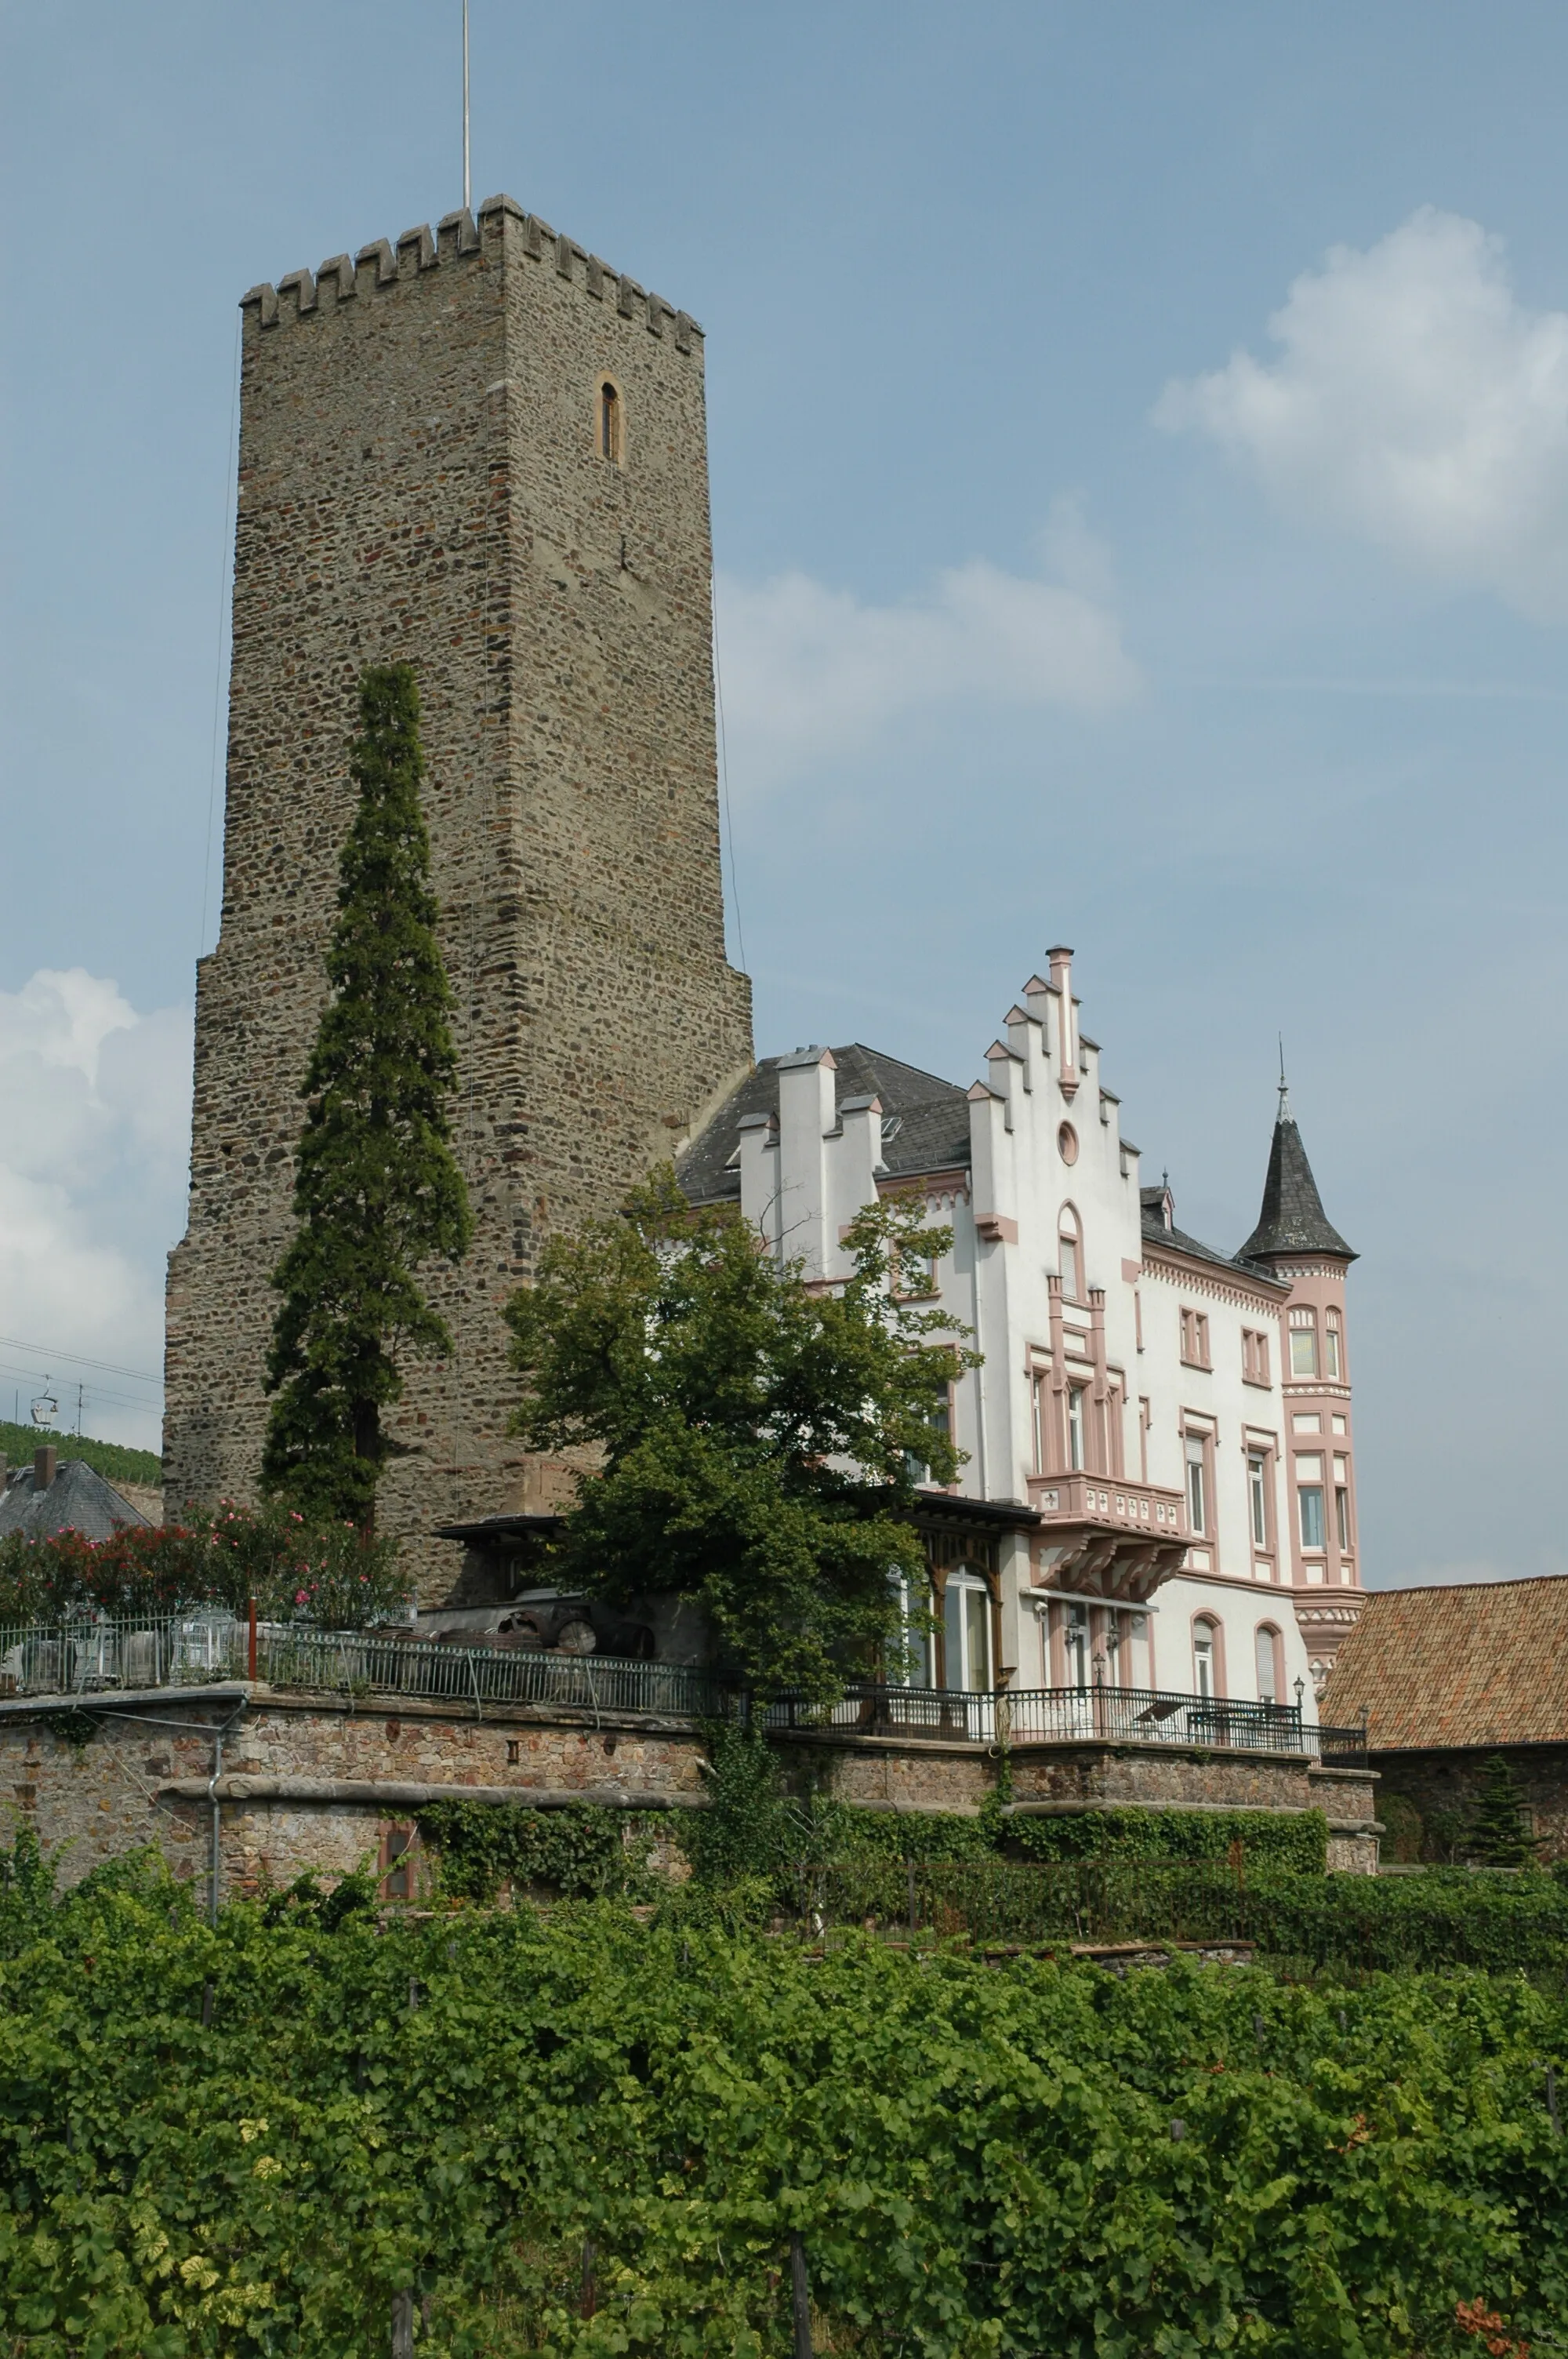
[0,1503,408,1630]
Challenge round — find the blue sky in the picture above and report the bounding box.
[3,2,1566,1585]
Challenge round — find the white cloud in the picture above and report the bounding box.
[714,529,1138,790]
[0,969,191,1450]
[1156,206,1568,621]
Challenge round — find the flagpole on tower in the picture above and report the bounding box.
[462,0,471,213]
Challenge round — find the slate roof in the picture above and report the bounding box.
[677,1045,972,1205]
[0,1459,154,1544]
[1138,1189,1287,1291]
[1320,1580,1568,1750]
[1239,1092,1355,1263]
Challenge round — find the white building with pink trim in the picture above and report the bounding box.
[678,947,1363,1714]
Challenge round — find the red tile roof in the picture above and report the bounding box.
[1321,1579,1568,1751]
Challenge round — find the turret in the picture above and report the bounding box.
[1240,1078,1361,1690]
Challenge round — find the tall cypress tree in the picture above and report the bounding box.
[261,664,473,1525]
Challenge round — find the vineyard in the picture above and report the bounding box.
[1,1837,1565,2356]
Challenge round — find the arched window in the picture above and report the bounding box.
[597,378,622,463]
[1058,1209,1082,1301]
[942,1568,993,1692]
[1192,1616,1218,1699]
[1254,1623,1282,1704]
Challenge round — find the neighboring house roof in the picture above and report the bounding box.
[0,1459,154,1543]
[1239,1087,1355,1263]
[678,1044,971,1206]
[1321,1579,1568,1750]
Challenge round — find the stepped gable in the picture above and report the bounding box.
[678,1044,970,1206]
[0,1459,152,1543]
[1240,1088,1356,1264]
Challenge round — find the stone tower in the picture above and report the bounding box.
[164,198,753,1582]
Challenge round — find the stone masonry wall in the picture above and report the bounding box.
[1371,1745,1568,1865]
[164,199,753,1594]
[0,1700,1378,1894]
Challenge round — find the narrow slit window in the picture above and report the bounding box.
[598,380,621,463]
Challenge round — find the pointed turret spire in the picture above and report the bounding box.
[1239,1068,1355,1264]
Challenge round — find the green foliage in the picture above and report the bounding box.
[506,1170,978,1701]
[416,1800,663,1903]
[0,1422,162,1491]
[0,1499,407,1627]
[263,664,473,1525]
[683,1719,796,1883]
[0,1839,1564,2354]
[1468,1754,1541,1868]
[1011,1805,1329,1874]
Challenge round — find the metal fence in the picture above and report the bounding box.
[0,1614,726,1721]
[0,1619,1369,1761]
[764,1680,1365,1762]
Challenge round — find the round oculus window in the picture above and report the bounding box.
[1058,1121,1079,1165]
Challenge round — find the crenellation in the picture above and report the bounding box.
[241,281,278,328]
[355,236,397,287]
[397,223,437,273]
[436,207,481,259]
[315,253,357,304]
[276,266,316,317]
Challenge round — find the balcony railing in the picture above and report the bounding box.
[1027,1470,1186,1535]
[0,1616,1370,1765]
[765,1680,1367,1763]
[0,1614,727,1722]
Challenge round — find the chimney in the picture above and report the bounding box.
[1047,946,1077,1094]
[34,1445,56,1492]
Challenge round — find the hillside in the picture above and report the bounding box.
[0,1421,162,1492]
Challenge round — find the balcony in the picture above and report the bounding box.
[763,1680,1368,1764]
[1025,1471,1189,1601]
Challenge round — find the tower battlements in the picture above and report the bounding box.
[241,196,702,352]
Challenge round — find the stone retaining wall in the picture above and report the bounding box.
[0,1688,1379,1895]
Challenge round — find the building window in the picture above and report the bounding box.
[1254,1623,1281,1704]
[905,1389,951,1485]
[1288,1309,1318,1379]
[1066,1384,1086,1471]
[1180,1309,1210,1369]
[1062,1601,1090,1691]
[1192,1618,1218,1699]
[1058,1214,1082,1300]
[380,1824,416,1900]
[1324,1312,1343,1382]
[1127,1609,1152,1688]
[1335,1480,1352,1553]
[1248,1450,1270,1549]
[942,1570,993,1692]
[1031,1372,1046,1474]
[1057,1121,1078,1165]
[1242,1328,1270,1386]
[1297,1453,1326,1550]
[597,378,622,463]
[1185,1430,1209,1536]
[890,1571,935,1688]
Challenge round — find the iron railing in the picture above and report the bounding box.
[765,1681,1363,1761]
[0,1617,1370,1761]
[0,1614,726,1721]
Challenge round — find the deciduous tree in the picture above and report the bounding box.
[505,1171,977,1699]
